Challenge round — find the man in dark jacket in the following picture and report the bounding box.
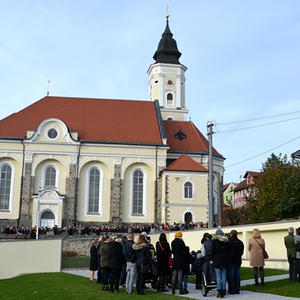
[284,227,297,281]
[227,230,244,294]
[125,232,137,294]
[109,238,125,293]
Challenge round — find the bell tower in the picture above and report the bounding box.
[147,14,188,121]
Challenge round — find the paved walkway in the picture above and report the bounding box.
[63,270,297,300]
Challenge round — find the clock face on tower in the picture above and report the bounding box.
[166,79,174,87]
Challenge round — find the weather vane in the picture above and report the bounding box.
[166,4,169,18]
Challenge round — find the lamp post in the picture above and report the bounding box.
[36,187,42,240]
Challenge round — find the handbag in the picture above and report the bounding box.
[254,238,269,259]
[295,242,300,252]
[159,241,173,267]
[141,264,150,274]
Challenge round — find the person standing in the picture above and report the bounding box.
[100,235,112,291]
[156,232,171,292]
[109,238,125,293]
[212,228,229,299]
[89,240,98,282]
[284,227,297,281]
[294,227,300,282]
[248,228,266,286]
[171,231,188,295]
[125,232,137,294]
[227,230,244,294]
[132,234,151,295]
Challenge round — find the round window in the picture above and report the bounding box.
[48,128,58,139]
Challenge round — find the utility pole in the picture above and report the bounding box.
[207,121,214,228]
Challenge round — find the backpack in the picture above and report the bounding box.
[295,242,300,252]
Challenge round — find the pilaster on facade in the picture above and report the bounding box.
[19,162,33,227]
[64,164,77,227]
[155,165,164,224]
[110,164,122,224]
[164,175,170,224]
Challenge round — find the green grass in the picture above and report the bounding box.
[61,256,89,269]
[0,273,176,300]
[0,268,292,300]
[241,279,300,298]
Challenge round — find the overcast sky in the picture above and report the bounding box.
[1,1,300,184]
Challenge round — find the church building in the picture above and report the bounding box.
[0,15,225,229]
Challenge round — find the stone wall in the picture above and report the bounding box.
[0,234,98,256]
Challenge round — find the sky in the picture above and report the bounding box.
[1,0,300,184]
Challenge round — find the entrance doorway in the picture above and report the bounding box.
[184,212,192,224]
[40,210,55,228]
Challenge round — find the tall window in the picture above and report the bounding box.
[88,168,100,213]
[45,166,56,187]
[184,181,193,199]
[167,93,173,106]
[132,170,143,214]
[0,165,12,210]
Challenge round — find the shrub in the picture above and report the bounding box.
[62,250,77,257]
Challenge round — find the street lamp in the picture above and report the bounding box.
[36,187,42,240]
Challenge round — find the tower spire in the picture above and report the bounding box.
[153,13,181,64]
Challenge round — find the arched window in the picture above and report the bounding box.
[40,210,55,228]
[45,166,56,187]
[132,169,143,215]
[0,164,12,210]
[167,93,173,106]
[88,168,100,213]
[184,181,193,199]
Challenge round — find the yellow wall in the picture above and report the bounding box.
[162,172,208,223]
[149,220,300,270]
[0,239,61,280]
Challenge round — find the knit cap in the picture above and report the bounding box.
[215,228,224,236]
[174,231,182,238]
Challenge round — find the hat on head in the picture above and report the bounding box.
[175,231,182,238]
[215,228,224,236]
[141,231,148,238]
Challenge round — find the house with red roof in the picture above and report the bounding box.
[0,15,225,229]
[233,171,260,207]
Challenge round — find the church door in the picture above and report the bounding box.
[40,210,55,228]
[184,212,192,224]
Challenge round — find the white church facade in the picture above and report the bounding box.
[0,16,225,229]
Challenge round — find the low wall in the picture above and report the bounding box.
[0,239,62,280]
[149,219,300,270]
[1,219,299,279]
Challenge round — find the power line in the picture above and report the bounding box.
[218,110,300,126]
[225,135,300,168]
[217,116,300,134]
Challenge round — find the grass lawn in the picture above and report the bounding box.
[0,268,292,300]
[241,279,300,298]
[0,273,175,300]
[61,256,89,269]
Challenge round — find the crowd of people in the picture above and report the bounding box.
[1,221,217,237]
[89,226,300,298]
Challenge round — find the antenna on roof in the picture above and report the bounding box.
[47,80,50,96]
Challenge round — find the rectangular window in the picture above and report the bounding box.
[0,165,11,210]
[133,170,143,214]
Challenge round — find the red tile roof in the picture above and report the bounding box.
[0,96,163,144]
[164,153,208,172]
[163,120,222,156]
[234,179,248,192]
